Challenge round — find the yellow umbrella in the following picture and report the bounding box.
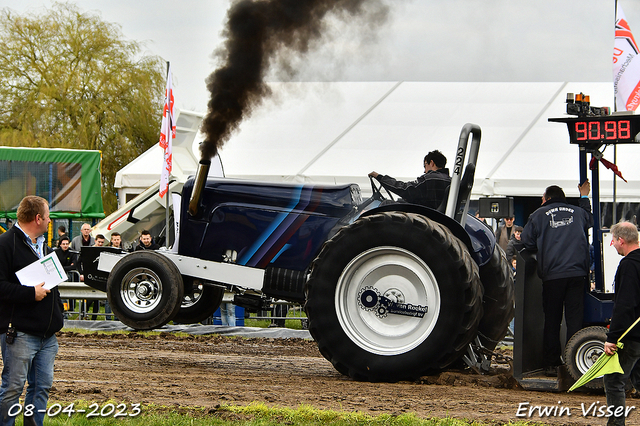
[568,316,640,392]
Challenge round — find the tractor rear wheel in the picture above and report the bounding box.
[477,245,515,350]
[305,212,483,382]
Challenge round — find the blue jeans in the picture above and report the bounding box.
[220,303,236,326]
[0,333,58,426]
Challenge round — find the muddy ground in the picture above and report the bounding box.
[42,332,637,425]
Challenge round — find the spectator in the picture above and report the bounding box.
[474,211,488,225]
[70,223,94,251]
[368,150,451,210]
[269,301,289,328]
[54,236,79,319]
[521,181,593,377]
[101,235,122,320]
[0,195,63,426]
[505,225,524,258]
[135,230,160,251]
[109,232,122,249]
[56,225,68,247]
[82,235,107,320]
[54,236,78,277]
[603,221,640,426]
[220,302,236,326]
[94,234,105,247]
[496,217,515,253]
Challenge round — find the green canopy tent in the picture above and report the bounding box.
[0,147,105,220]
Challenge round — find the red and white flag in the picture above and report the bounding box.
[159,64,175,198]
[614,3,640,111]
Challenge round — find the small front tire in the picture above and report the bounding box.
[564,326,607,390]
[173,280,224,324]
[107,251,184,330]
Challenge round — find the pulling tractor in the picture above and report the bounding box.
[85,123,515,382]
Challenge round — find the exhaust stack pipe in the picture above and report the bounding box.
[188,159,211,216]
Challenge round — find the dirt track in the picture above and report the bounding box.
[47,332,638,425]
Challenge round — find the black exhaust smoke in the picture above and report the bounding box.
[189,0,389,216]
[200,0,389,160]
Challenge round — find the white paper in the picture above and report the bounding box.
[16,252,68,290]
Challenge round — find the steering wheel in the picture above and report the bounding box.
[369,176,395,202]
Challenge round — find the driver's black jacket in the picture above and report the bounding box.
[374,168,451,210]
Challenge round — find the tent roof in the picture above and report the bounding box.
[219,82,640,201]
[114,109,223,190]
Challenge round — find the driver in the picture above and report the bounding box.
[368,150,450,209]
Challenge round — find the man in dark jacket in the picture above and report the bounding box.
[0,196,64,426]
[368,150,451,210]
[521,181,592,377]
[134,230,160,251]
[603,221,640,426]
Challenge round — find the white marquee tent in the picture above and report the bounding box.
[116,82,640,203]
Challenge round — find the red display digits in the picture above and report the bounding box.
[574,119,632,141]
[605,121,617,139]
[619,120,631,139]
[575,122,587,140]
[588,121,600,140]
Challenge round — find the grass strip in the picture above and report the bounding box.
[15,400,543,426]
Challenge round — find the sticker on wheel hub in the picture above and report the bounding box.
[357,287,427,318]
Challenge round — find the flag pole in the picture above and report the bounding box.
[165,61,171,249]
[614,0,618,225]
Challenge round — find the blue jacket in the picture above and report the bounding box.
[521,197,593,281]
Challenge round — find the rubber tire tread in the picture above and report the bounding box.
[304,212,483,382]
[477,245,515,351]
[173,285,225,324]
[107,251,184,330]
[564,326,607,390]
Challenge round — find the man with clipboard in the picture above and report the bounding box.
[0,196,64,426]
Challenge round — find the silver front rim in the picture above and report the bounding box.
[181,282,204,309]
[119,268,163,313]
[335,246,441,356]
[576,339,605,376]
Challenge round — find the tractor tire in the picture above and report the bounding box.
[305,212,483,382]
[477,245,515,351]
[564,326,607,390]
[107,251,184,330]
[173,280,224,324]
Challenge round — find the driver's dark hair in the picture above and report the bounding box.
[543,185,565,201]
[424,150,447,169]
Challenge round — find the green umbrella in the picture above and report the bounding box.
[568,316,640,392]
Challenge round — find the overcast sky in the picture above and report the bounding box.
[1,0,638,113]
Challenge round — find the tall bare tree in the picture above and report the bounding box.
[0,2,165,214]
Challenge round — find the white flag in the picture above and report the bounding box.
[614,3,640,111]
[159,64,175,198]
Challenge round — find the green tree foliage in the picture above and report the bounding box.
[0,2,165,214]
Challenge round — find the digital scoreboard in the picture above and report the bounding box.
[548,114,640,145]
